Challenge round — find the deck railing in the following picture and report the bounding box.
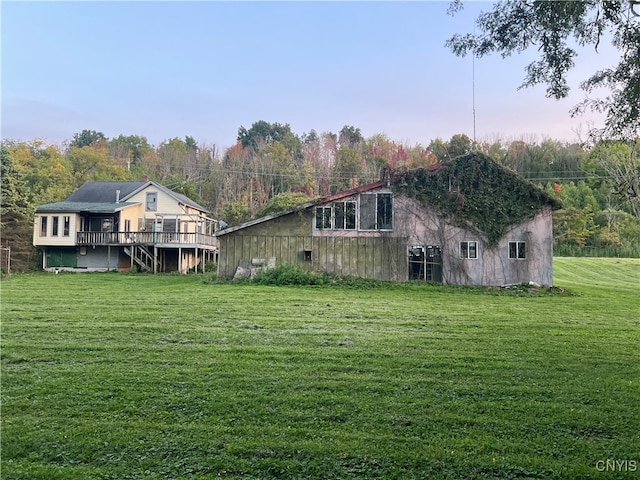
[76,231,217,247]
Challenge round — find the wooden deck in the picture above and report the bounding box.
[76,231,217,248]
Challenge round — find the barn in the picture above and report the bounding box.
[216,152,561,286]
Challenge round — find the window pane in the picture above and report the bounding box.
[164,219,178,232]
[315,208,324,229]
[63,216,70,236]
[469,241,477,259]
[323,208,332,229]
[360,194,376,230]
[40,217,47,237]
[334,203,345,229]
[146,192,157,211]
[460,242,468,259]
[316,207,331,229]
[518,242,526,259]
[52,216,59,236]
[377,194,392,229]
[345,202,356,229]
[509,242,517,259]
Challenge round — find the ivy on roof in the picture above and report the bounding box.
[392,152,561,247]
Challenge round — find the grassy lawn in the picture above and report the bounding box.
[1,258,638,479]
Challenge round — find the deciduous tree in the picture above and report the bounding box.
[588,140,640,221]
[446,0,640,140]
[69,129,107,149]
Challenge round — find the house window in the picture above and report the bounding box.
[460,241,478,259]
[334,201,356,230]
[509,241,526,259]
[315,207,332,229]
[360,193,393,230]
[40,216,48,237]
[63,216,70,236]
[124,219,131,232]
[52,216,59,236]
[146,192,158,212]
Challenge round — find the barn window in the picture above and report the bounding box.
[315,207,332,229]
[360,193,393,230]
[334,201,356,230]
[509,241,526,259]
[460,241,477,259]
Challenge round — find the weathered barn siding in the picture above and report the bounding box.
[217,234,407,281]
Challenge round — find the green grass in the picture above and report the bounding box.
[1,258,639,479]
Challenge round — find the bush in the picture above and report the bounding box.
[253,264,328,286]
[201,270,221,284]
[251,264,397,289]
[204,261,218,273]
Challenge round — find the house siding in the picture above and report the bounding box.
[33,213,79,247]
[118,205,143,231]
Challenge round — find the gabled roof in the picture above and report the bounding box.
[121,181,208,212]
[216,180,386,236]
[35,180,208,214]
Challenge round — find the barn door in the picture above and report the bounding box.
[408,245,442,282]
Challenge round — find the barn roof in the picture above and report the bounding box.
[216,180,386,236]
[216,153,559,243]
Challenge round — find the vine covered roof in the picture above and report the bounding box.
[391,152,561,246]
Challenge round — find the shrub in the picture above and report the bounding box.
[204,261,218,273]
[252,264,329,286]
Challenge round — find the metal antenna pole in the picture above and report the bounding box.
[472,24,477,147]
[472,52,476,145]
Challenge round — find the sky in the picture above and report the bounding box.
[1,1,615,151]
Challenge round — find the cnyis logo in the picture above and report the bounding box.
[595,459,637,472]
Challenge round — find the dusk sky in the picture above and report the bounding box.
[2,1,614,150]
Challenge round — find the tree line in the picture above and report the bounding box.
[1,124,639,271]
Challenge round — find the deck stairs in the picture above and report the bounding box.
[124,245,159,272]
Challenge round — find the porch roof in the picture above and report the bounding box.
[35,201,139,214]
